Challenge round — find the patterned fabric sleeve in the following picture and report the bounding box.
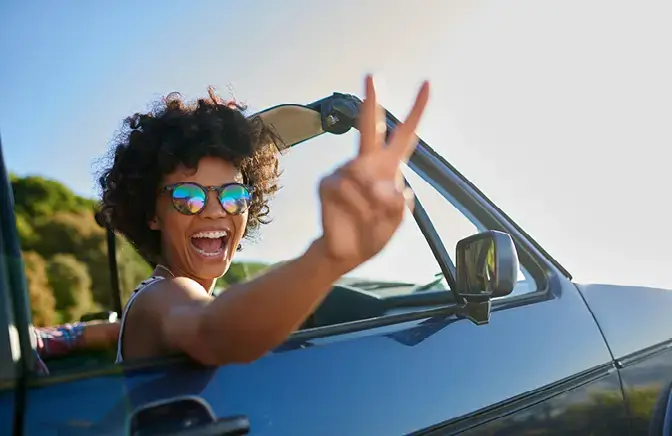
[35,322,86,358]
[33,322,87,375]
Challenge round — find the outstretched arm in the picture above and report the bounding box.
[157,238,345,365]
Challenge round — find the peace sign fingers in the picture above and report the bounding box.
[316,76,431,274]
[357,76,430,176]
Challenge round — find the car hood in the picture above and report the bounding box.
[575,283,672,360]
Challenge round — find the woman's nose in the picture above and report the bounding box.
[201,191,227,218]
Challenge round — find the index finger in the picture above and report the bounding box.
[388,81,430,162]
[357,75,382,157]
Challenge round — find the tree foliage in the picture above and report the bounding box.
[11,175,95,218]
[11,174,150,324]
[220,261,268,286]
[21,251,56,327]
[47,254,96,321]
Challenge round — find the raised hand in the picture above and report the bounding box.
[317,75,430,274]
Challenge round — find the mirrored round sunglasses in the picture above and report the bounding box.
[159,182,254,216]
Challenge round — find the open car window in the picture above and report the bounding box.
[225,129,447,297]
[401,165,535,298]
[221,126,536,301]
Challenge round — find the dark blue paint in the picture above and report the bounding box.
[576,284,672,360]
[0,391,15,435]
[21,276,615,435]
[577,283,672,435]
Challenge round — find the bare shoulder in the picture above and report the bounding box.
[132,276,213,317]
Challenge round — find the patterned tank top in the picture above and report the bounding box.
[115,276,165,363]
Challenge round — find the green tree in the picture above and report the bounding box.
[116,237,153,305]
[47,254,97,321]
[14,213,38,250]
[32,212,102,259]
[11,174,95,218]
[30,211,114,308]
[21,251,56,327]
[220,261,269,287]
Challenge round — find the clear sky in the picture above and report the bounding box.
[2,1,672,288]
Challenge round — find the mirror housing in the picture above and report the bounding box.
[455,231,519,325]
[456,230,518,300]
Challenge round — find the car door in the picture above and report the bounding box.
[9,102,627,435]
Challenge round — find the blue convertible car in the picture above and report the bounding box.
[1,93,672,435]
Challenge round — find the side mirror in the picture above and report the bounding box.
[455,230,519,325]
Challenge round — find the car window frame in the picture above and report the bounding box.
[0,132,40,436]
[1,131,37,371]
[0,212,20,386]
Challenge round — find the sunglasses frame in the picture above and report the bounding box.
[159,182,255,216]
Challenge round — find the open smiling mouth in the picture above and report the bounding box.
[190,231,230,258]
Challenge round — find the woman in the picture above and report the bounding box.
[99,76,430,365]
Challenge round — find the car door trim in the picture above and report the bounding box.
[615,338,672,369]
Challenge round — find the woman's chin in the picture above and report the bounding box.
[199,260,231,279]
[187,247,232,279]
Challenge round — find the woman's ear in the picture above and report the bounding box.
[148,216,160,230]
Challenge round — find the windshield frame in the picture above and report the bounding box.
[0,132,36,386]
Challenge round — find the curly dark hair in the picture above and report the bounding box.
[98,88,282,264]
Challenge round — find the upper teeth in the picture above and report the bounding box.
[192,231,228,239]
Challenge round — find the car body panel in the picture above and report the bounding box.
[576,283,672,360]
[22,277,614,435]
[0,391,15,435]
[576,284,672,435]
[619,347,672,435]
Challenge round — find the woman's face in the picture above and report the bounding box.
[150,156,248,283]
